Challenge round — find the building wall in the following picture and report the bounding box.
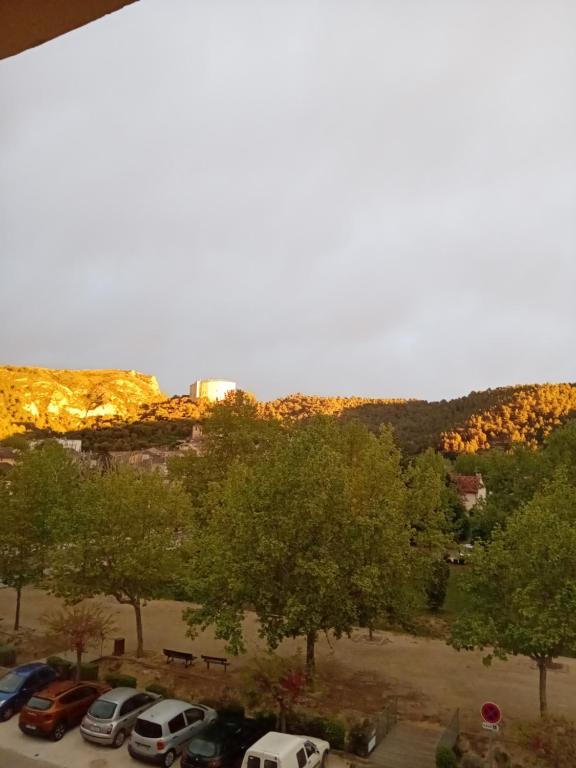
[189,379,236,402]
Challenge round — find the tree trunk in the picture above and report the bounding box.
[278,703,287,733]
[368,625,374,641]
[537,657,548,718]
[75,646,83,682]
[134,600,144,657]
[14,582,22,631]
[306,631,316,678]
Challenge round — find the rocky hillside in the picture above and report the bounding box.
[0,366,164,439]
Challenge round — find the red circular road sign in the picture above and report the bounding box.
[481,702,502,724]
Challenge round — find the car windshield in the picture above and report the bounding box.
[187,738,220,758]
[27,697,52,711]
[0,672,23,694]
[134,718,162,739]
[88,699,117,719]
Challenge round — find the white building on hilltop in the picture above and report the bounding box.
[189,379,236,403]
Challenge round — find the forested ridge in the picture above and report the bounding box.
[1,366,575,455]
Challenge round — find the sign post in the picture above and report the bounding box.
[481,702,502,768]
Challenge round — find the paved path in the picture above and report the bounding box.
[369,722,441,768]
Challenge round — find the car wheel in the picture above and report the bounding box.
[113,729,127,748]
[0,706,14,721]
[51,721,66,741]
[163,749,176,767]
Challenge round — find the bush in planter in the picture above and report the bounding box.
[0,645,17,667]
[46,656,73,679]
[145,683,172,698]
[105,673,137,688]
[436,745,458,768]
[346,719,375,757]
[76,663,99,681]
[287,711,346,750]
[252,711,277,730]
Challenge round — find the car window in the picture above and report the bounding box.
[264,760,277,768]
[185,708,205,725]
[26,696,52,711]
[0,672,24,694]
[168,713,187,733]
[247,756,261,768]
[119,696,138,716]
[305,743,317,758]
[132,693,153,708]
[89,699,117,719]
[77,686,96,699]
[60,689,84,705]
[135,718,163,739]
[297,749,307,768]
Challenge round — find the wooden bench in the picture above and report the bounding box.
[163,648,196,667]
[201,654,230,672]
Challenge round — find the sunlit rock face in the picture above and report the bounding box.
[0,366,164,438]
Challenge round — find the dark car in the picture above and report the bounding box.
[19,680,111,740]
[181,719,269,768]
[0,663,58,721]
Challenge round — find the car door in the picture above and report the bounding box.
[167,712,188,752]
[69,686,97,725]
[119,692,151,731]
[303,742,321,768]
[183,707,206,741]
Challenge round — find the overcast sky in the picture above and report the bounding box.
[1,0,575,401]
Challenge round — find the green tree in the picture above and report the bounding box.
[49,467,192,657]
[0,443,79,629]
[169,390,281,514]
[183,419,416,675]
[450,471,576,717]
[243,655,307,732]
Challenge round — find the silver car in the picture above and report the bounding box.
[128,699,217,767]
[80,687,161,748]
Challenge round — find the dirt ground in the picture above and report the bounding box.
[1,587,575,739]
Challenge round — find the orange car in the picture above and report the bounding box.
[19,680,110,741]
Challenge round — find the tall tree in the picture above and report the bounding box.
[49,467,192,657]
[0,442,79,629]
[183,419,416,674]
[450,471,576,717]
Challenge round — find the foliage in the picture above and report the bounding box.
[450,471,576,716]
[183,419,419,673]
[435,745,458,768]
[426,560,450,612]
[42,604,116,681]
[46,656,74,678]
[48,467,193,657]
[346,719,374,756]
[105,673,137,688]
[286,710,346,749]
[0,442,79,629]
[242,655,308,732]
[76,663,99,681]
[0,645,17,666]
[518,716,576,768]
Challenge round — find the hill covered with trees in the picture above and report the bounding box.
[1,367,575,456]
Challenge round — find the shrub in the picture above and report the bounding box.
[436,745,458,768]
[252,711,277,730]
[0,645,17,667]
[46,656,73,679]
[426,560,450,612]
[105,673,137,688]
[76,663,99,681]
[217,701,245,720]
[287,711,346,750]
[145,683,172,698]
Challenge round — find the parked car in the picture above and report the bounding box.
[241,733,330,768]
[0,663,58,721]
[181,718,269,768]
[128,699,217,767]
[19,680,110,740]
[81,687,162,748]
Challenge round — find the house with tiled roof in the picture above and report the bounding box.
[453,473,486,511]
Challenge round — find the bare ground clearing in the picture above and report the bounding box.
[1,587,575,734]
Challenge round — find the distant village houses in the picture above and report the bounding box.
[453,473,486,511]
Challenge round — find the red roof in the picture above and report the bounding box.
[454,474,483,495]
